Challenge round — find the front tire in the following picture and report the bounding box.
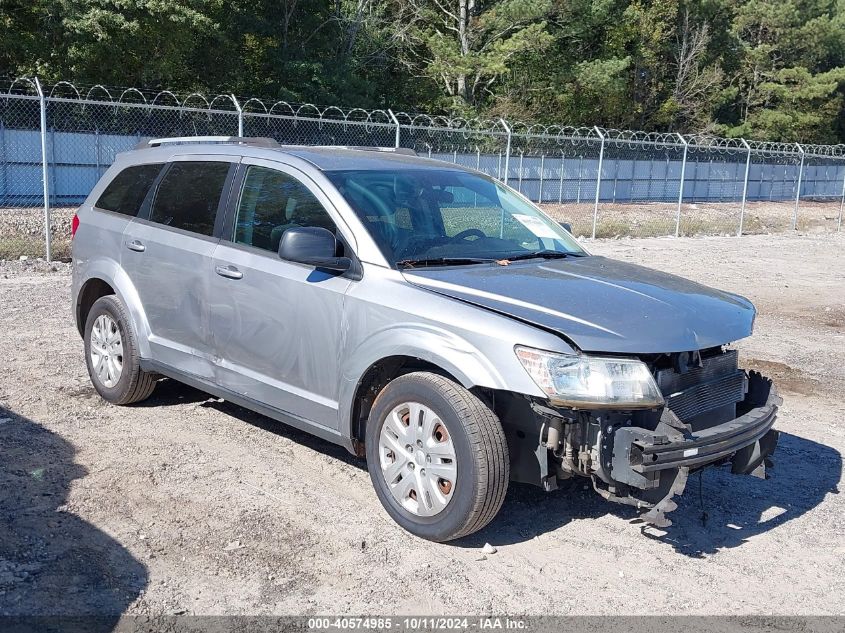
[84,295,156,405]
[365,372,509,542]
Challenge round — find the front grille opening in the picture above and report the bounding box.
[656,349,748,429]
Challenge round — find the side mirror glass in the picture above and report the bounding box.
[278,226,351,273]
[559,222,572,233]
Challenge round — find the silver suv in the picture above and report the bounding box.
[71,137,780,541]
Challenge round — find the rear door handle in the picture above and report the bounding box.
[215,265,243,280]
[125,239,145,252]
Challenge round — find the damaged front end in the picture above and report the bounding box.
[504,348,781,527]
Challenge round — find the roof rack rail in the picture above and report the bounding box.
[135,136,280,150]
[305,145,418,156]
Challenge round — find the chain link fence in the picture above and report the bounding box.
[593,132,687,238]
[796,144,845,232]
[2,77,844,260]
[506,126,603,237]
[1,89,45,259]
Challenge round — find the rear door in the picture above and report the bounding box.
[207,158,356,431]
[122,156,237,379]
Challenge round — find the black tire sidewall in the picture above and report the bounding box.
[84,296,138,403]
[365,375,481,541]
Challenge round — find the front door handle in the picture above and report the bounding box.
[125,239,145,252]
[215,264,243,280]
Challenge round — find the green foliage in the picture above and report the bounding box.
[402,0,554,107]
[0,0,843,141]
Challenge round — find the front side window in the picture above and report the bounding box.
[234,165,337,253]
[95,163,163,216]
[327,169,585,265]
[149,161,231,236]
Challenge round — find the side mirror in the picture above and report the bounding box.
[278,226,351,273]
[559,222,572,233]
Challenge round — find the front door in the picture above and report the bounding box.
[207,160,356,432]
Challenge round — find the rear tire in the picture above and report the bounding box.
[365,372,509,542]
[84,295,156,405]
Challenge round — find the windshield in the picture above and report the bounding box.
[327,169,586,266]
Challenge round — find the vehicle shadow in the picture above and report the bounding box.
[463,431,841,557]
[131,376,210,407]
[134,378,367,469]
[0,406,148,625]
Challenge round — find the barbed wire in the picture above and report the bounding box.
[2,76,845,158]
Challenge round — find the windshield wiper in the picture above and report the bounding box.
[504,250,586,262]
[397,257,495,268]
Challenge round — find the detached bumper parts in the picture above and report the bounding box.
[533,352,780,528]
[614,373,779,527]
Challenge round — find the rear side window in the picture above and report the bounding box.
[95,163,163,216]
[149,161,231,236]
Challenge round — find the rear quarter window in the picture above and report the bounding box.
[95,163,163,216]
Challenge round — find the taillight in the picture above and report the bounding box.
[71,213,80,238]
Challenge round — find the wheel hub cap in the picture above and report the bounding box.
[378,402,457,517]
[90,314,123,388]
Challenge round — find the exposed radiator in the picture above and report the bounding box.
[656,350,748,423]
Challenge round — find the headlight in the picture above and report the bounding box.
[515,346,664,409]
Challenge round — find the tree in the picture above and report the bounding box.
[666,10,723,131]
[723,66,845,141]
[719,0,845,141]
[51,0,224,88]
[393,0,555,108]
[1,0,844,141]
[495,0,724,131]
[0,0,48,77]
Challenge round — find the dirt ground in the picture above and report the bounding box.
[0,232,843,617]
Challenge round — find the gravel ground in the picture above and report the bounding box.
[0,207,75,260]
[0,232,843,617]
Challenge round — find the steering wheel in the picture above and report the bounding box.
[451,228,486,241]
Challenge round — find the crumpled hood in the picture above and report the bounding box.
[403,256,755,354]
